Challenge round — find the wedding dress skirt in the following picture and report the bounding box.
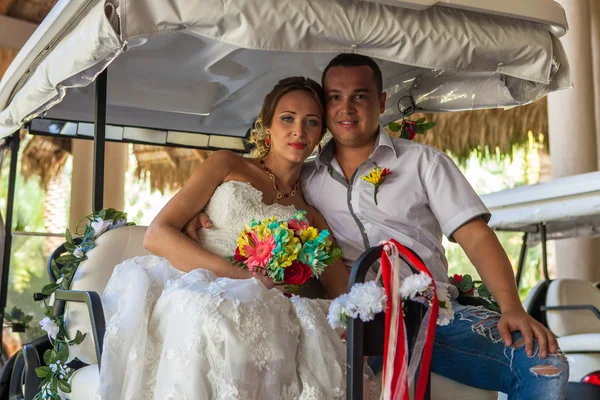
[96,181,353,399]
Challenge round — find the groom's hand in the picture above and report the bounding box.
[183,211,213,244]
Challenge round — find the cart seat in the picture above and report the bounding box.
[522,280,550,326]
[556,334,600,353]
[64,225,152,365]
[546,279,600,337]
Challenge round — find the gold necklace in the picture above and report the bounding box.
[259,158,300,204]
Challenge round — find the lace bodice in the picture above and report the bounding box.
[198,181,297,258]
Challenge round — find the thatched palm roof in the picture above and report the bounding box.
[2,0,58,23]
[392,97,547,162]
[0,48,17,78]
[1,0,58,83]
[133,145,211,194]
[20,133,70,189]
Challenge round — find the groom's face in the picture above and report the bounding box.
[323,65,386,148]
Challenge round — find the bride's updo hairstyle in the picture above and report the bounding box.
[249,77,326,158]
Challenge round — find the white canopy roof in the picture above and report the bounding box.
[482,172,600,243]
[0,0,570,139]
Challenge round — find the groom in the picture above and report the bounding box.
[187,54,569,398]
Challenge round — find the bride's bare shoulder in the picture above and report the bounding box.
[205,150,248,168]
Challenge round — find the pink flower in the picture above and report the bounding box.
[243,232,275,272]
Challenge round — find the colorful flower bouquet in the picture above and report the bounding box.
[229,210,343,290]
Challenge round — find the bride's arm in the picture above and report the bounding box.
[307,208,350,299]
[144,151,252,279]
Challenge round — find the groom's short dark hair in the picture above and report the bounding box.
[322,54,383,95]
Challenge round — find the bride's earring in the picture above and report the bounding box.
[265,132,271,148]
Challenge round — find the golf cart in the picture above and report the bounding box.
[0,0,570,398]
[481,171,600,399]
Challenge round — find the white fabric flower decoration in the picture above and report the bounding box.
[436,285,454,326]
[327,282,387,329]
[39,317,60,340]
[399,272,432,300]
[91,218,112,237]
[346,281,388,322]
[73,246,84,258]
[327,294,349,329]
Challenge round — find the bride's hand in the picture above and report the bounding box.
[183,211,213,244]
[254,273,277,289]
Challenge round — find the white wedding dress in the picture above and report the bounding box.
[96,181,357,400]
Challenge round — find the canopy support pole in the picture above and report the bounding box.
[0,131,21,355]
[540,223,550,285]
[515,232,529,289]
[93,69,107,213]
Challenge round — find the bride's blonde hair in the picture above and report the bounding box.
[249,77,326,158]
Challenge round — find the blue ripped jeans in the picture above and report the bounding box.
[369,299,569,400]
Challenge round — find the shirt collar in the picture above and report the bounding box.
[314,125,398,169]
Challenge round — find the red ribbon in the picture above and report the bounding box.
[381,239,439,400]
[381,242,409,400]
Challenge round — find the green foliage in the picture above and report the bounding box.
[4,306,34,324]
[388,117,436,140]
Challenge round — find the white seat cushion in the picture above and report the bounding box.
[66,365,100,400]
[557,334,600,353]
[69,366,496,400]
[546,279,600,337]
[430,373,497,399]
[64,225,152,364]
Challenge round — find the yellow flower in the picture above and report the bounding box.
[362,166,392,205]
[362,167,392,185]
[299,227,319,243]
[237,232,252,256]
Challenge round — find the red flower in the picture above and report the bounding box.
[381,168,392,179]
[465,288,475,295]
[283,261,313,285]
[288,218,309,232]
[453,274,463,284]
[406,125,416,140]
[233,247,246,262]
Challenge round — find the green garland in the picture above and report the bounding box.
[34,209,134,400]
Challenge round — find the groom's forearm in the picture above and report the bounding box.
[453,218,523,312]
[320,261,350,299]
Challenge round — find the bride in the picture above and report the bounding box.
[96,77,356,399]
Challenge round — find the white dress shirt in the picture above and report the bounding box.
[301,126,490,285]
